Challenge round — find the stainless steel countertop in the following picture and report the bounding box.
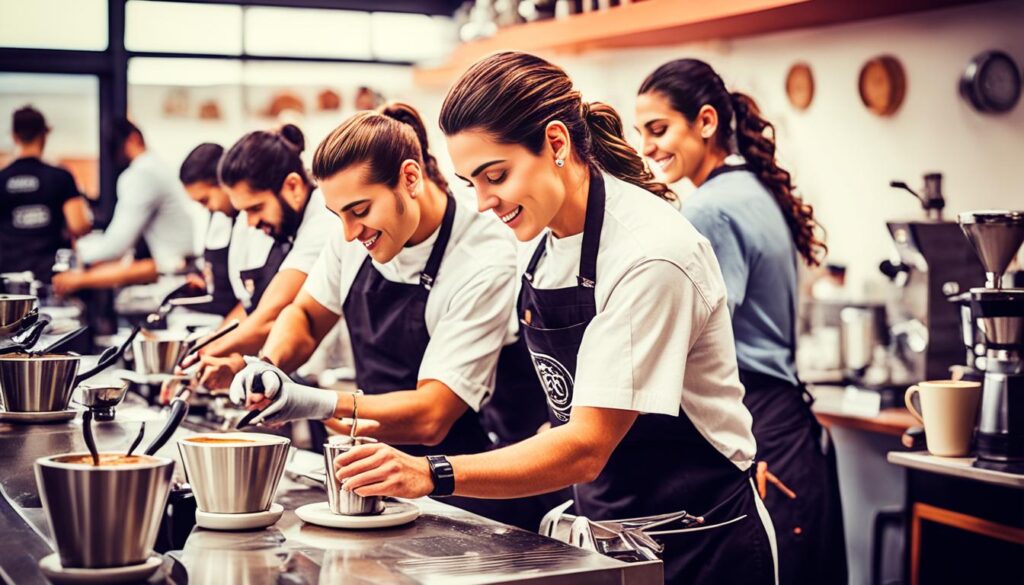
[887,451,1024,489]
[0,396,661,584]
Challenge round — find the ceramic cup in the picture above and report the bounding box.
[905,380,982,457]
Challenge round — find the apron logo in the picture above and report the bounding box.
[529,351,573,422]
[12,204,51,229]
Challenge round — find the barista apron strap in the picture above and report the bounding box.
[524,169,606,288]
[419,193,456,291]
[577,170,605,288]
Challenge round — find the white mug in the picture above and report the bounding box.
[905,380,982,457]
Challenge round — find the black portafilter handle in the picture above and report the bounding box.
[234,374,266,430]
[73,325,142,385]
[879,259,909,280]
[144,397,189,456]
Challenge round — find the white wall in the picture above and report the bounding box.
[413,0,1024,297]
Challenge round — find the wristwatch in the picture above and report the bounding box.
[426,455,455,497]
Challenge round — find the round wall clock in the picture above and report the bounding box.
[959,50,1021,114]
[858,55,906,117]
[785,63,814,111]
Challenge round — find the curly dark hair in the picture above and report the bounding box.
[640,59,826,266]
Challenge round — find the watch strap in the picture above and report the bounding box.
[426,455,455,497]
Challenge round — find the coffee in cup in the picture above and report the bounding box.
[905,380,982,457]
[177,432,290,514]
[61,454,155,466]
[35,453,174,568]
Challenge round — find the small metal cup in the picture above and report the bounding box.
[178,432,291,514]
[324,436,385,516]
[0,353,81,412]
[34,453,174,568]
[0,293,36,335]
[132,330,190,376]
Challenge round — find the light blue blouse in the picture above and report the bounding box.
[682,167,799,385]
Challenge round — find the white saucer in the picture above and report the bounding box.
[0,409,76,424]
[295,500,420,529]
[38,553,162,584]
[195,502,284,531]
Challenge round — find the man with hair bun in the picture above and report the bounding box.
[181,124,337,392]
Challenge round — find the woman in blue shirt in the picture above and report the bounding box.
[636,59,846,585]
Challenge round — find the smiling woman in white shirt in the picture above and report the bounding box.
[229,103,556,530]
[291,52,778,585]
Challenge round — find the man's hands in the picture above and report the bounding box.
[333,442,434,499]
[52,270,85,296]
[229,356,337,425]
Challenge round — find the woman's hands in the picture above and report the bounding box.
[333,442,434,499]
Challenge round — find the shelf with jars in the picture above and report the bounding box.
[414,0,979,87]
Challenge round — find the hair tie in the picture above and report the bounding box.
[581,101,591,119]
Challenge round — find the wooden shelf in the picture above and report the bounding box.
[414,0,988,87]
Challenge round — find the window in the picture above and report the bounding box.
[125,1,243,55]
[371,12,453,63]
[244,8,372,60]
[0,0,108,51]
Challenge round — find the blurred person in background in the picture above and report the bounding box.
[636,58,844,585]
[178,142,242,317]
[1,106,91,283]
[52,118,196,295]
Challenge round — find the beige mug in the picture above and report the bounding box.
[904,380,982,457]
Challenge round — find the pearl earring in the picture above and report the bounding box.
[555,158,564,168]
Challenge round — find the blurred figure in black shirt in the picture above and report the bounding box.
[0,106,92,281]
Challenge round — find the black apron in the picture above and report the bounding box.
[239,233,292,315]
[706,163,848,585]
[190,215,238,316]
[341,194,550,530]
[518,171,776,585]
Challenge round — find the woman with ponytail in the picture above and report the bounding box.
[637,58,845,585]
[306,53,778,585]
[230,103,561,531]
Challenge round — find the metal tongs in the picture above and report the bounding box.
[541,500,746,562]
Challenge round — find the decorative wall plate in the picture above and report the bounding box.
[785,62,814,111]
[859,55,906,117]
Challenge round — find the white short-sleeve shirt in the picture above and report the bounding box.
[303,190,517,411]
[228,188,332,309]
[77,151,197,272]
[524,173,756,471]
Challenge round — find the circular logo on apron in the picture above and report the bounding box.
[529,351,573,422]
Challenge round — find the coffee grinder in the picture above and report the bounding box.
[958,211,1024,472]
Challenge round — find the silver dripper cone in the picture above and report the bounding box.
[958,211,1024,289]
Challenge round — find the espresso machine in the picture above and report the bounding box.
[958,211,1024,472]
[881,174,985,385]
